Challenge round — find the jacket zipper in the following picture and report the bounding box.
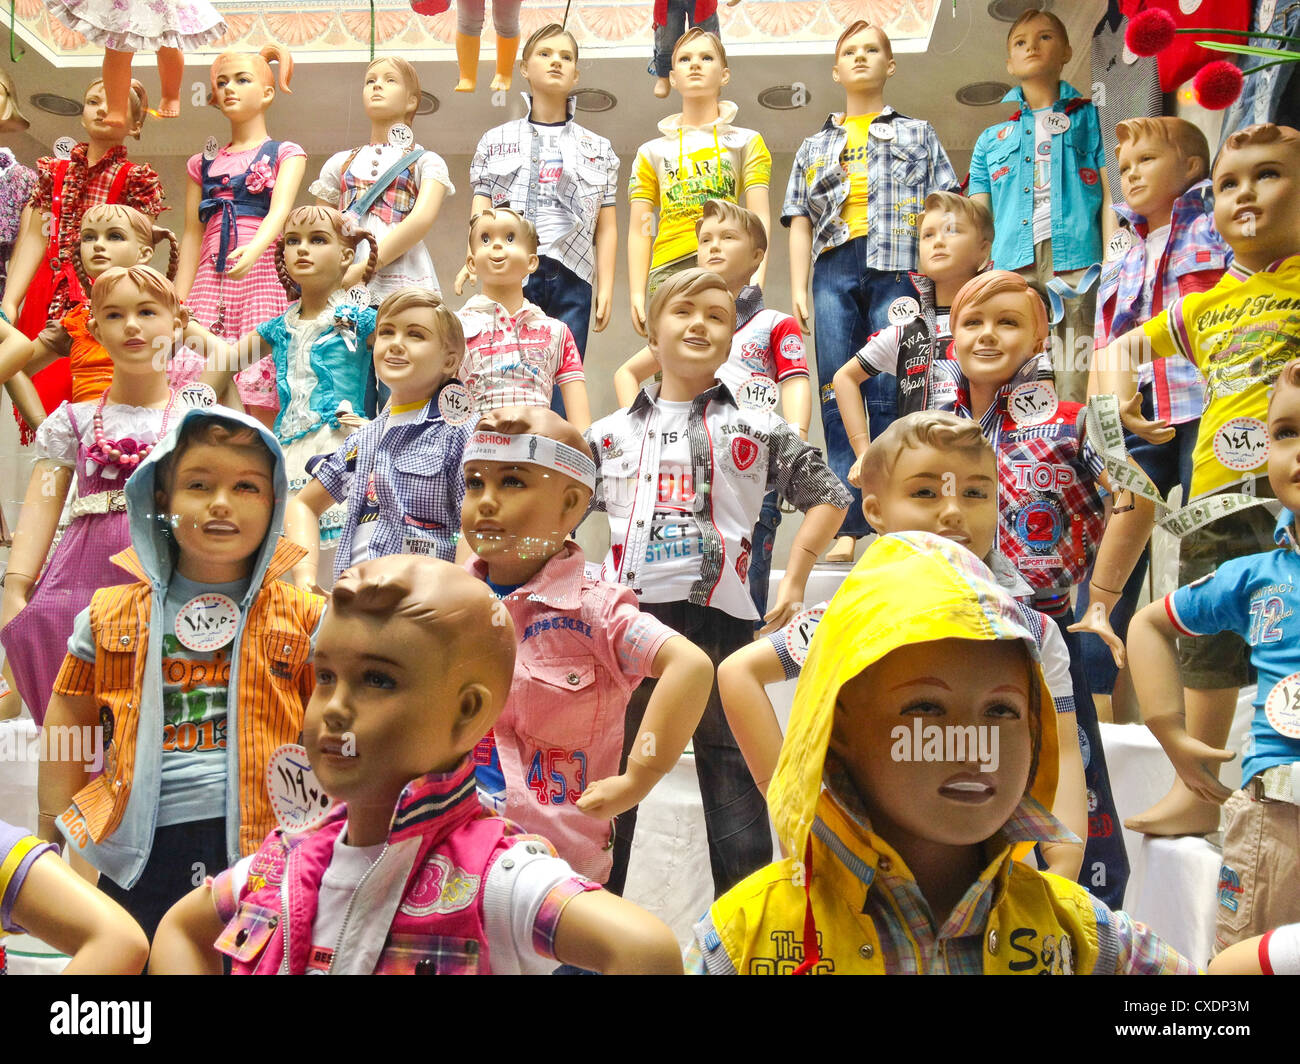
[326,841,390,975]
[278,847,293,974]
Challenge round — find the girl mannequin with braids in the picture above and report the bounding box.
[176,46,305,429]
[191,206,379,547]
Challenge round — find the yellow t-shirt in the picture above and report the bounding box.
[629,104,773,270]
[1143,256,1300,498]
[839,113,878,240]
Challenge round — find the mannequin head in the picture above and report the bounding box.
[832,21,895,97]
[84,78,146,141]
[521,23,580,99]
[209,45,294,118]
[466,207,540,290]
[76,204,179,294]
[950,270,1049,403]
[0,69,30,132]
[462,405,595,585]
[694,199,766,293]
[274,205,377,298]
[1115,117,1210,227]
[1005,9,1071,84]
[1212,123,1300,273]
[87,265,186,377]
[646,268,736,399]
[304,556,516,815]
[1268,359,1300,516]
[363,57,420,127]
[373,289,465,407]
[918,191,993,291]
[669,28,730,101]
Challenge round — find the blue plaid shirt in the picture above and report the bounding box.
[310,389,471,581]
[781,108,958,268]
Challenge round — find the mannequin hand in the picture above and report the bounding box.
[793,292,811,335]
[1067,601,1126,669]
[577,773,643,819]
[1166,732,1236,804]
[1118,391,1174,445]
[223,245,260,281]
[337,412,367,430]
[630,292,647,338]
[847,450,867,490]
[593,289,611,333]
[1,587,30,629]
[454,263,475,297]
[759,588,801,636]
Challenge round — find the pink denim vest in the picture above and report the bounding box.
[215,759,534,974]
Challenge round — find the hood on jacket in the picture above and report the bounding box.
[123,405,290,601]
[767,532,1058,862]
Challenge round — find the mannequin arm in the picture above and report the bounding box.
[558,378,591,433]
[2,205,49,322]
[149,882,226,974]
[593,204,617,333]
[1067,495,1157,668]
[627,200,655,337]
[284,479,332,590]
[37,689,99,844]
[1127,601,1235,803]
[552,889,683,974]
[187,319,271,395]
[1206,935,1267,975]
[614,346,656,408]
[175,178,204,300]
[1099,167,1117,250]
[2,460,73,627]
[764,502,845,633]
[577,635,712,817]
[13,852,149,974]
[744,185,771,289]
[779,376,811,440]
[717,638,788,795]
[224,155,307,280]
[0,320,37,384]
[1041,709,1086,881]
[833,359,872,465]
[788,216,812,334]
[343,178,448,289]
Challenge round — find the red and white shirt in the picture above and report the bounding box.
[457,295,585,412]
[716,285,809,393]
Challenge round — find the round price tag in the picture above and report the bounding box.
[1179,0,1203,13]
[53,136,76,160]
[1121,43,1139,66]
[175,381,218,411]
[438,382,474,425]
[174,593,240,652]
[1042,112,1071,135]
[202,135,220,161]
[1213,417,1269,472]
[267,744,335,832]
[387,122,414,150]
[736,375,778,411]
[888,296,920,325]
[1106,229,1133,261]
[782,603,826,668]
[1007,380,1058,426]
[345,284,371,307]
[869,123,895,141]
[1265,673,1300,739]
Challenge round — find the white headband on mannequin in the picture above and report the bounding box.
[463,431,597,492]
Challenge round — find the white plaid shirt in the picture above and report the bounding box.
[781,108,959,268]
[469,95,619,285]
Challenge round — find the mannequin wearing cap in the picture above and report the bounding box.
[151,555,684,974]
[462,405,712,884]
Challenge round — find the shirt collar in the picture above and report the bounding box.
[657,99,740,137]
[1112,178,1215,231]
[733,284,764,328]
[820,105,899,132]
[470,540,587,609]
[1275,509,1299,551]
[386,755,483,845]
[522,91,577,123]
[72,142,127,172]
[630,376,737,415]
[461,293,541,321]
[1003,80,1079,109]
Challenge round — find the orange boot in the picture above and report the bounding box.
[455,31,480,92]
[490,35,519,92]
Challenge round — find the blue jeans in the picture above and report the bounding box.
[650,2,720,77]
[1076,385,1197,695]
[812,243,910,537]
[748,489,781,620]
[524,255,592,419]
[605,602,772,898]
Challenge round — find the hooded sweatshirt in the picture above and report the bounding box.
[50,407,325,889]
[693,533,1197,974]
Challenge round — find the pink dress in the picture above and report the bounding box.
[185,140,305,411]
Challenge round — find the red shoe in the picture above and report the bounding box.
[410,0,450,14]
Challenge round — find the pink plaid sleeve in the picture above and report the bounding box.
[531,877,603,960]
[553,324,585,385]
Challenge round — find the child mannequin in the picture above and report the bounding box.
[46,0,226,126]
[784,20,959,563]
[286,289,471,588]
[613,199,811,617]
[461,24,620,371]
[1127,360,1300,952]
[717,411,1088,883]
[832,190,992,448]
[462,405,712,882]
[193,206,379,548]
[692,532,1196,974]
[311,57,454,303]
[457,207,591,430]
[628,28,771,337]
[1068,116,1228,743]
[410,0,523,94]
[0,266,188,728]
[150,554,684,975]
[0,69,37,297]
[1093,123,1300,838]
[588,267,850,897]
[968,9,1114,406]
[176,46,304,425]
[650,0,741,98]
[39,408,325,941]
[1,819,148,974]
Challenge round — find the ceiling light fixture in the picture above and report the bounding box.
[955,81,1012,106]
[987,0,1052,22]
[416,91,439,116]
[758,85,811,111]
[574,88,616,113]
[29,92,81,117]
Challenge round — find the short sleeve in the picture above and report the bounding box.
[922,124,959,193]
[781,146,811,226]
[185,153,204,184]
[1036,617,1076,714]
[967,129,992,198]
[38,317,73,358]
[854,325,903,377]
[1166,560,1254,640]
[770,315,808,380]
[553,325,584,385]
[603,588,677,685]
[275,142,307,165]
[209,854,256,924]
[1262,923,1300,975]
[416,149,455,196]
[123,162,165,218]
[469,131,493,197]
[66,604,96,665]
[310,428,362,504]
[768,418,853,512]
[1099,900,1200,974]
[308,150,349,205]
[1142,301,1189,362]
[0,822,59,934]
[356,305,378,347]
[602,146,620,206]
[30,156,58,212]
[34,401,80,466]
[256,314,290,353]
[628,148,659,204]
[740,134,773,192]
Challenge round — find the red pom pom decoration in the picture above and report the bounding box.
[1126,8,1177,57]
[1194,60,1245,110]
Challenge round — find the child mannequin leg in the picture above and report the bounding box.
[455,0,485,91]
[100,49,136,128]
[156,46,184,117]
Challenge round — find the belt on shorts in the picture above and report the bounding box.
[68,489,126,519]
[1248,763,1300,805]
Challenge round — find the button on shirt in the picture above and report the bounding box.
[457,295,585,412]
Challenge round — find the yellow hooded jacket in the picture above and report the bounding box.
[697,533,1120,975]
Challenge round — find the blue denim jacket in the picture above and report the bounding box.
[781,108,958,269]
[968,82,1106,273]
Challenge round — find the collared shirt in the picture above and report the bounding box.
[587,381,850,621]
[968,83,1106,272]
[716,284,809,392]
[470,95,619,285]
[310,389,471,581]
[781,108,958,267]
[1097,180,1230,425]
[468,543,677,882]
[457,295,585,412]
[1142,255,1300,498]
[853,271,955,415]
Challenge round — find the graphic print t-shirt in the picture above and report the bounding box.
[639,400,703,601]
